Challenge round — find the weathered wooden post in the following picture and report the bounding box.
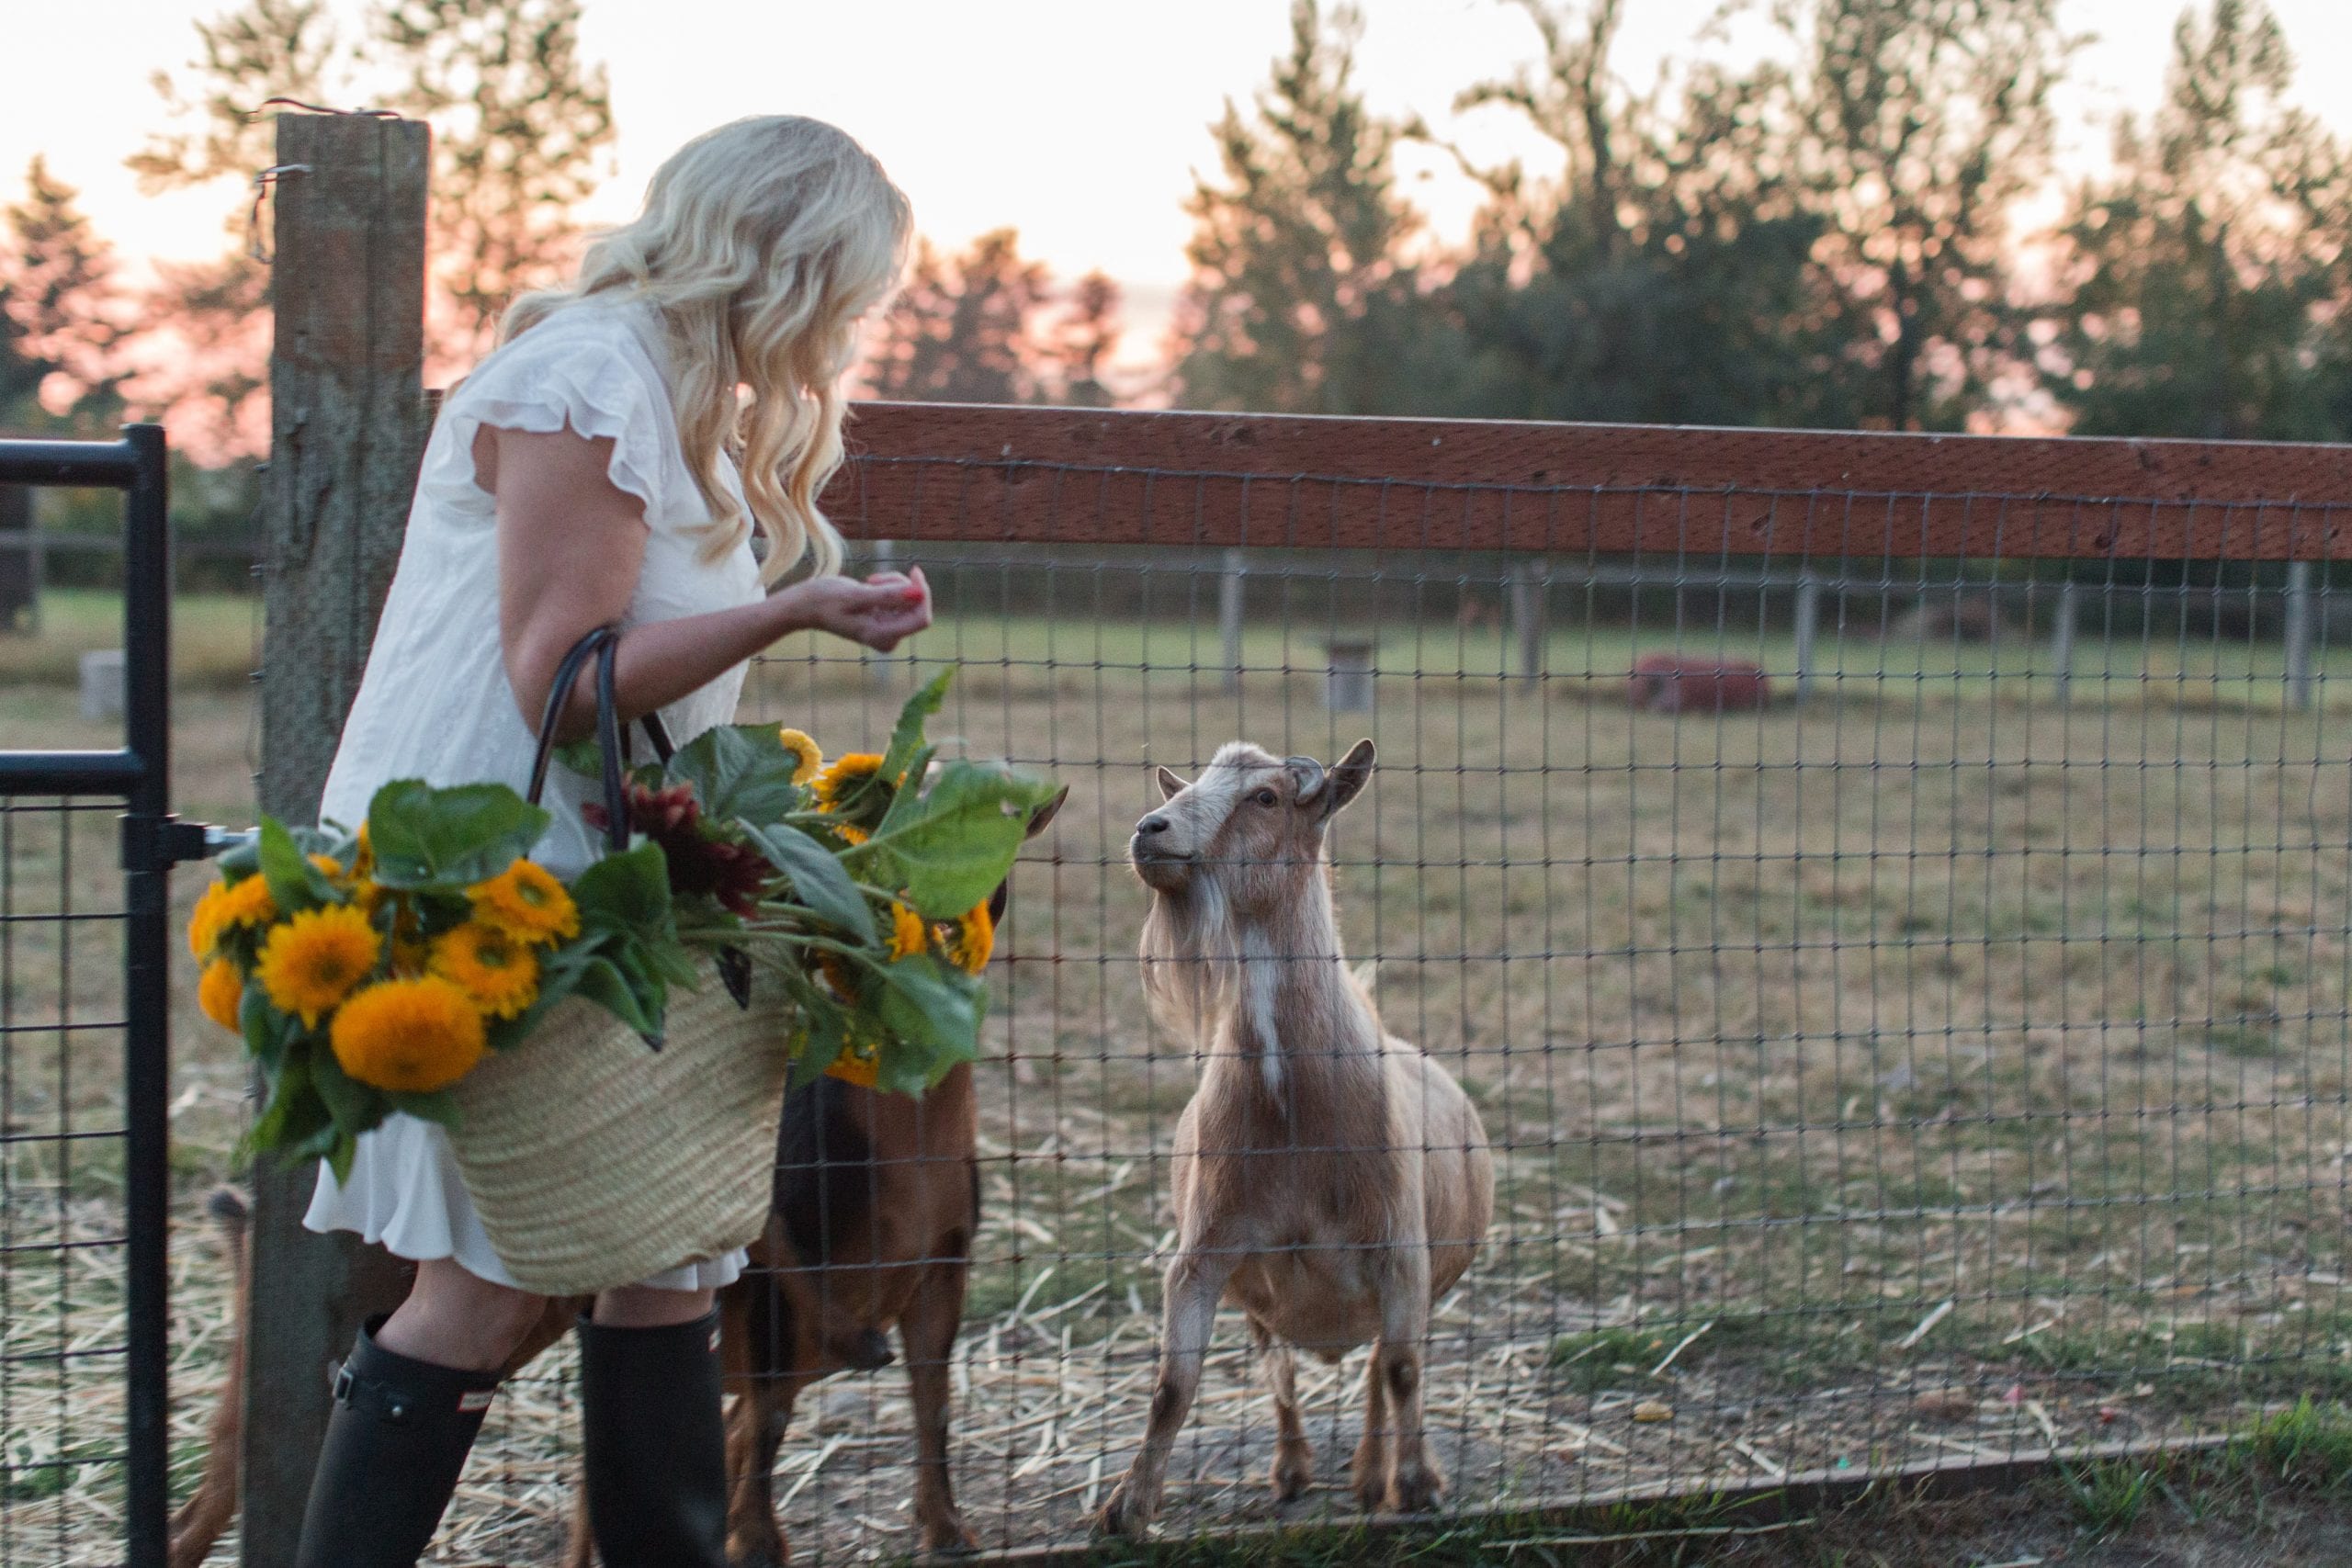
[1219,547,1245,692]
[244,112,432,1568]
[866,537,897,689]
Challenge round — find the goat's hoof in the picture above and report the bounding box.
[1094,1480,1155,1539]
[725,1526,787,1568]
[915,1517,977,1558]
[1349,1448,1388,1513]
[1387,1462,1445,1515]
[1270,1443,1315,1502]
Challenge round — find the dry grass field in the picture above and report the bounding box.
[5,592,2351,1562]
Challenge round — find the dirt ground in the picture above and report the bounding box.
[6,602,2351,1563]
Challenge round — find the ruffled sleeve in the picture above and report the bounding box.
[418,304,687,527]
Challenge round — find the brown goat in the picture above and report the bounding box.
[1097,741,1494,1536]
[168,788,1066,1568]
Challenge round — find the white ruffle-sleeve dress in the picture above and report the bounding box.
[304,297,762,1292]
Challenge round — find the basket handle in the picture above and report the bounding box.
[523,626,676,852]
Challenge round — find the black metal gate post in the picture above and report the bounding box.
[0,425,210,1568]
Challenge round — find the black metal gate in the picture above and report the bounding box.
[0,427,194,1568]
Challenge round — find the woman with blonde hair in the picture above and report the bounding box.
[293,117,924,1567]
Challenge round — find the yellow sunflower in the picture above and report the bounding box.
[352,822,374,878]
[946,901,995,975]
[330,976,487,1092]
[198,957,243,1032]
[309,852,345,882]
[810,752,884,810]
[254,905,382,1028]
[428,921,541,1020]
[777,728,823,785]
[887,900,927,962]
[824,1041,881,1089]
[218,874,277,932]
[468,860,579,945]
[831,822,868,847]
[187,880,233,960]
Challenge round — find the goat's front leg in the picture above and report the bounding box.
[900,1254,977,1556]
[1247,1314,1314,1502]
[1367,1247,1442,1513]
[1096,1247,1238,1538]
[724,1272,820,1568]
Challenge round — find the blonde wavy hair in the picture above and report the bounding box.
[503,116,911,582]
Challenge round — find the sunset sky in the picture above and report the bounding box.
[8,0,2352,367]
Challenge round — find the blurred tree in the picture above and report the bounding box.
[1041,271,1124,407]
[126,0,338,456]
[2043,0,2348,441]
[129,0,614,449]
[1433,0,1836,426]
[1170,0,1435,413]
[0,158,127,428]
[1767,0,2079,430]
[373,0,616,362]
[864,229,1055,404]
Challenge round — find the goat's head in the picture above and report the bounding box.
[1130,739,1374,918]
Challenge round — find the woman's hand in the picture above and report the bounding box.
[776,566,933,653]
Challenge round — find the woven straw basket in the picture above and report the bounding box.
[445,963,792,1297]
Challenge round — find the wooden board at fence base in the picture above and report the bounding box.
[832,403,2352,561]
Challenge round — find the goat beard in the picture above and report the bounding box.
[1138,884,1240,1044]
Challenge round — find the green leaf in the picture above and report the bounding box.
[570,840,673,936]
[256,818,333,912]
[367,780,552,891]
[867,953,983,1070]
[666,724,810,825]
[245,1043,333,1168]
[786,991,852,1092]
[878,669,955,788]
[307,1050,386,1180]
[847,761,1061,919]
[386,1089,461,1129]
[571,951,660,1036]
[239,979,289,1072]
[740,821,876,942]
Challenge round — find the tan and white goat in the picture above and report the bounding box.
[1098,739,1494,1535]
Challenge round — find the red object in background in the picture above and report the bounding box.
[1627,653,1772,713]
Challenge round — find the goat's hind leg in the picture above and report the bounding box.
[901,1255,978,1556]
[1347,1348,1389,1512]
[1096,1247,1237,1538]
[1248,1314,1314,1502]
[724,1269,818,1568]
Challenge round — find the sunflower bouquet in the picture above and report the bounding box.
[194,669,1057,1176]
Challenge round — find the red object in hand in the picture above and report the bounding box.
[1627,653,1772,713]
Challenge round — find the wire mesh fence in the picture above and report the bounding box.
[31,405,2344,1565]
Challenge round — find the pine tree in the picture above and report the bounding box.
[2044,0,2348,441]
[1771,0,2079,430]
[1041,272,1123,407]
[0,158,126,428]
[1170,1,1429,414]
[865,230,1055,404]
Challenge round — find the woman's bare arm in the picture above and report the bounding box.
[483,424,932,741]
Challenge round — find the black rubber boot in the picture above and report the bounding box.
[577,1309,729,1567]
[292,1316,500,1568]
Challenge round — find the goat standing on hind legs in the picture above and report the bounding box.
[1097,740,1495,1537]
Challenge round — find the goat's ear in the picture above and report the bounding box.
[1025,784,1069,840]
[1322,739,1375,816]
[1155,765,1188,802]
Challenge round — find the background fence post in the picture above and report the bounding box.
[1220,547,1245,692]
[1511,558,1546,680]
[2285,560,2315,712]
[867,537,897,688]
[1792,573,1821,702]
[2051,578,2078,705]
[243,112,433,1568]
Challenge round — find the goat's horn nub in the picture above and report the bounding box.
[1285,755,1327,803]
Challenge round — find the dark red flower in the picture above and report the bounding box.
[584,780,775,918]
